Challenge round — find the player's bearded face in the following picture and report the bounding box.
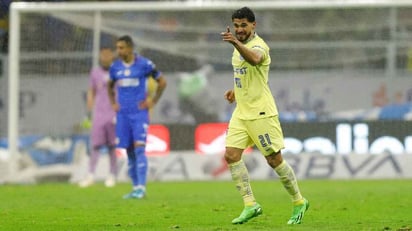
[233,18,255,42]
[116,41,132,61]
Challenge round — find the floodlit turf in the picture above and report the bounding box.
[0,179,411,231]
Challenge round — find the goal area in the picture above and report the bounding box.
[5,1,412,181]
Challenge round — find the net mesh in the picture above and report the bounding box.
[10,5,412,137]
[3,3,412,184]
[54,8,412,68]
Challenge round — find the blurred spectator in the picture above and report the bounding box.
[177,64,220,123]
[379,91,412,120]
[373,84,389,107]
[0,0,10,53]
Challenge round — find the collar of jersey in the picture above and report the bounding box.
[122,53,137,67]
[243,32,257,44]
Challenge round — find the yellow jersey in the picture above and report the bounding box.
[231,34,278,120]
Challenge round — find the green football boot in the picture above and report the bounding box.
[232,203,263,224]
[287,198,309,224]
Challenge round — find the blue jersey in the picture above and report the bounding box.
[109,54,161,114]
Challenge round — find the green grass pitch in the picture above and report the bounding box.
[1,179,411,231]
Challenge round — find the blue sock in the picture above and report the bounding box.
[126,146,139,186]
[134,146,148,187]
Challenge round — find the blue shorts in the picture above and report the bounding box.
[115,111,149,148]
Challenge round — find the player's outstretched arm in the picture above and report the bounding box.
[220,26,262,66]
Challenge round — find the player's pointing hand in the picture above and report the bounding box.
[221,26,236,44]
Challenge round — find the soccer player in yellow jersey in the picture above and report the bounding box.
[221,7,309,225]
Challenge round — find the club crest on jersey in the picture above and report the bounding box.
[124,69,131,76]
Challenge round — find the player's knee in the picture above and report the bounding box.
[265,151,283,168]
[224,147,243,164]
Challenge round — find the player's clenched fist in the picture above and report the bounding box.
[224,89,235,104]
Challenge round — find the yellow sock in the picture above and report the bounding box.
[274,160,303,204]
[229,159,256,207]
[293,198,305,206]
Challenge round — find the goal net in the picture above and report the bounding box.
[4,1,412,182]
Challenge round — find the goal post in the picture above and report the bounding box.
[8,3,20,179]
[6,0,412,182]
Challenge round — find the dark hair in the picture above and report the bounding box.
[117,35,134,48]
[232,7,255,22]
[100,46,113,51]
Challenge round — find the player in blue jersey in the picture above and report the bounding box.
[107,35,167,199]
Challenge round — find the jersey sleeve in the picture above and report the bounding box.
[251,44,268,61]
[145,59,162,79]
